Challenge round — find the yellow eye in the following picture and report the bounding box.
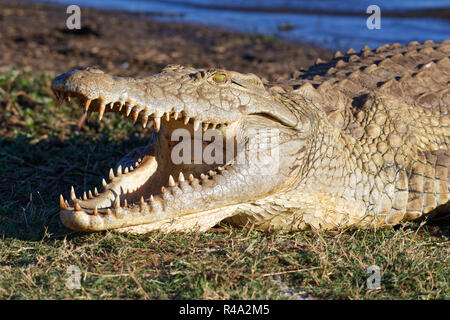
[212,73,227,83]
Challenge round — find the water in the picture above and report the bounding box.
[33,0,450,50]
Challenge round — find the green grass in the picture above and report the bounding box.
[0,69,449,299]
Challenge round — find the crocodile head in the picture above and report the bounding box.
[52,65,308,233]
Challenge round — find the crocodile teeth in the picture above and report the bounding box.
[83,192,87,201]
[106,209,112,215]
[161,186,167,194]
[94,187,99,196]
[132,111,139,122]
[200,173,207,179]
[98,103,106,120]
[84,99,91,112]
[124,167,129,174]
[74,201,81,211]
[124,199,128,207]
[60,195,67,210]
[140,196,145,206]
[70,186,76,201]
[93,206,98,216]
[154,117,161,132]
[124,106,131,116]
[88,190,93,199]
[114,196,120,209]
[194,120,201,131]
[174,112,180,120]
[178,172,185,182]
[184,116,190,125]
[117,165,122,176]
[188,174,194,181]
[142,115,149,128]
[165,113,170,121]
[102,178,107,187]
[168,175,175,187]
[203,123,209,132]
[109,168,114,180]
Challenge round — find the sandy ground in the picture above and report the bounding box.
[0,0,332,81]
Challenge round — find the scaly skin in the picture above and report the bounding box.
[52,40,449,234]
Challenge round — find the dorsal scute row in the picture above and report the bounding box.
[270,40,449,132]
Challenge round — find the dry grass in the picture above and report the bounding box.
[0,69,448,299]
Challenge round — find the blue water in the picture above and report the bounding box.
[33,0,450,50]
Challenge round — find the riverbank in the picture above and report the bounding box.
[0,0,331,81]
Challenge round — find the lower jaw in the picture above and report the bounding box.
[60,125,237,231]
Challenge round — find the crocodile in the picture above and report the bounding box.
[52,40,450,234]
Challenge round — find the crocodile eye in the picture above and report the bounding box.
[212,73,227,84]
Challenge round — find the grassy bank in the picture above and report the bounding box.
[0,70,448,299]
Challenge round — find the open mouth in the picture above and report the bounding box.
[53,90,241,230]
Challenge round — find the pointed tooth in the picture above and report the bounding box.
[94,187,99,196]
[178,172,185,182]
[140,196,145,206]
[67,95,71,102]
[109,102,114,110]
[102,178,107,187]
[126,106,132,116]
[218,166,224,171]
[98,103,106,120]
[132,111,139,122]
[211,123,217,130]
[114,196,120,209]
[88,190,93,199]
[161,186,167,194]
[208,170,216,176]
[165,113,170,121]
[135,162,139,167]
[124,199,128,207]
[118,102,123,111]
[109,168,114,180]
[174,112,180,120]
[93,206,98,216]
[200,173,207,179]
[59,195,67,210]
[84,99,91,112]
[188,174,194,181]
[130,166,134,171]
[117,165,122,176]
[150,195,154,202]
[70,186,76,201]
[203,122,209,132]
[106,208,112,215]
[124,167,129,174]
[83,192,87,201]
[168,175,175,187]
[154,117,161,132]
[74,201,81,211]
[194,120,201,131]
[184,116,190,125]
[142,115,149,128]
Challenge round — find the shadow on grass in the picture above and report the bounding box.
[0,133,148,240]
